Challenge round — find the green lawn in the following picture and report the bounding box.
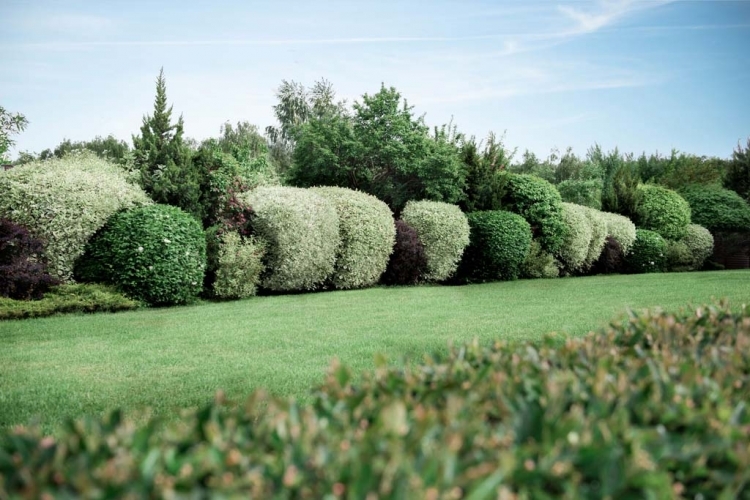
[2,270,749,432]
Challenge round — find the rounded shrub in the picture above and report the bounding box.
[634,184,691,240]
[581,206,607,271]
[600,212,637,255]
[499,172,567,254]
[400,200,470,282]
[680,224,714,270]
[666,240,694,272]
[626,229,667,273]
[556,179,603,210]
[456,210,532,282]
[556,202,593,273]
[381,221,428,286]
[0,151,151,281]
[679,185,750,233]
[207,230,265,300]
[521,239,560,279]
[311,187,395,289]
[75,204,206,305]
[242,187,340,292]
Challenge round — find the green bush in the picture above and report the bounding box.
[680,185,750,233]
[600,211,637,255]
[665,240,694,272]
[556,202,592,272]
[499,172,567,253]
[0,284,140,320]
[75,205,206,306]
[4,302,749,498]
[634,184,691,240]
[556,179,603,209]
[211,231,265,299]
[311,187,395,289]
[243,187,340,292]
[581,206,607,270]
[626,229,667,273]
[681,224,714,270]
[0,151,151,281]
[400,200,470,282]
[521,239,560,279]
[456,210,531,282]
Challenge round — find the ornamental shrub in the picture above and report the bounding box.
[75,205,206,306]
[680,224,714,270]
[242,187,340,292]
[679,185,750,233]
[456,210,532,282]
[0,151,151,281]
[499,172,567,253]
[665,240,694,272]
[521,239,560,279]
[634,184,691,240]
[210,231,265,300]
[0,219,60,300]
[600,211,637,255]
[626,229,667,273]
[556,202,592,273]
[400,200,470,282]
[581,206,607,271]
[380,220,428,286]
[556,179,603,209]
[591,236,626,275]
[0,284,139,320]
[311,187,395,289]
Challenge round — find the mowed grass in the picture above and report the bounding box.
[2,270,749,432]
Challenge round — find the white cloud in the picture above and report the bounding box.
[558,0,676,35]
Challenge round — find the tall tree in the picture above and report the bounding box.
[0,106,28,163]
[725,137,750,202]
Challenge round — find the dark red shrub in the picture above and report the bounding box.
[0,219,60,300]
[591,236,625,275]
[381,220,427,285]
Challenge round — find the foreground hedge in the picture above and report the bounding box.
[2,302,748,498]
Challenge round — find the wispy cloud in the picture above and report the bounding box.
[558,0,676,35]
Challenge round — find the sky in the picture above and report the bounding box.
[1,0,749,161]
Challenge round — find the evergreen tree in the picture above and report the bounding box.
[725,137,750,202]
[133,68,203,220]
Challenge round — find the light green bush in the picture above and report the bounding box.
[581,206,607,270]
[600,212,637,255]
[400,200,470,281]
[556,202,593,272]
[212,232,265,299]
[634,184,691,240]
[0,151,151,281]
[243,187,340,292]
[521,239,560,279]
[680,224,714,270]
[310,187,395,289]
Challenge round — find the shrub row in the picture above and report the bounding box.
[0,284,140,320]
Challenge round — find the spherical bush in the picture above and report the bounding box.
[457,210,532,282]
[556,202,593,273]
[634,184,691,240]
[75,204,206,305]
[626,229,667,274]
[680,185,750,233]
[600,212,637,255]
[381,220,428,286]
[400,200,470,282]
[680,224,714,270]
[242,187,340,292]
[311,187,395,289]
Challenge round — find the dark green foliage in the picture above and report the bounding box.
[75,205,206,306]
[32,135,131,165]
[591,236,626,275]
[665,240,694,272]
[456,210,532,282]
[680,184,750,233]
[602,161,641,218]
[509,150,555,183]
[499,172,567,254]
[459,133,511,212]
[380,220,427,286]
[634,184,691,240]
[725,137,750,202]
[0,284,139,320]
[0,219,59,300]
[626,229,667,273]
[556,179,603,209]
[638,150,727,190]
[3,302,749,498]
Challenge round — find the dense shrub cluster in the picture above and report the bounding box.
[0,219,59,300]
[556,179,603,209]
[521,240,560,279]
[75,205,206,306]
[3,303,748,498]
[600,211,637,255]
[243,187,340,291]
[311,187,395,289]
[626,229,667,273]
[211,231,265,299]
[680,185,750,233]
[556,202,593,272]
[0,152,151,281]
[0,284,139,320]
[456,210,532,282]
[400,200,470,282]
[380,221,428,286]
[634,184,691,240]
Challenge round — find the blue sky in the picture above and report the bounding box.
[1,0,749,160]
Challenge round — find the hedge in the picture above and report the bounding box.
[521,239,560,279]
[626,229,667,273]
[211,231,265,299]
[680,185,750,233]
[0,284,139,320]
[581,206,607,271]
[311,187,395,289]
[3,302,748,498]
[400,200,470,282]
[600,211,637,255]
[0,151,151,281]
[634,184,691,240]
[243,187,340,292]
[556,202,593,272]
[556,179,603,210]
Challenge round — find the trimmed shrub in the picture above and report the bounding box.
[0,284,139,320]
[681,224,714,270]
[680,185,750,233]
[626,229,667,273]
[665,240,693,272]
[211,231,265,300]
[600,211,637,255]
[242,187,340,292]
[556,202,592,272]
[0,219,60,300]
[400,200,470,282]
[591,236,626,274]
[456,210,532,282]
[556,179,603,209]
[381,220,428,286]
[521,239,560,279]
[634,184,691,240]
[75,205,206,306]
[499,172,567,254]
[581,206,607,270]
[0,151,151,281]
[311,187,395,289]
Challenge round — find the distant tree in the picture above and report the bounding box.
[509,149,555,183]
[725,137,750,202]
[459,132,513,212]
[0,106,28,162]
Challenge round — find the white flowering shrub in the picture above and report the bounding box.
[243,187,340,292]
[212,231,265,299]
[680,224,714,270]
[600,212,637,255]
[581,206,607,271]
[0,151,151,281]
[400,200,470,282]
[556,202,593,272]
[311,187,395,289]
